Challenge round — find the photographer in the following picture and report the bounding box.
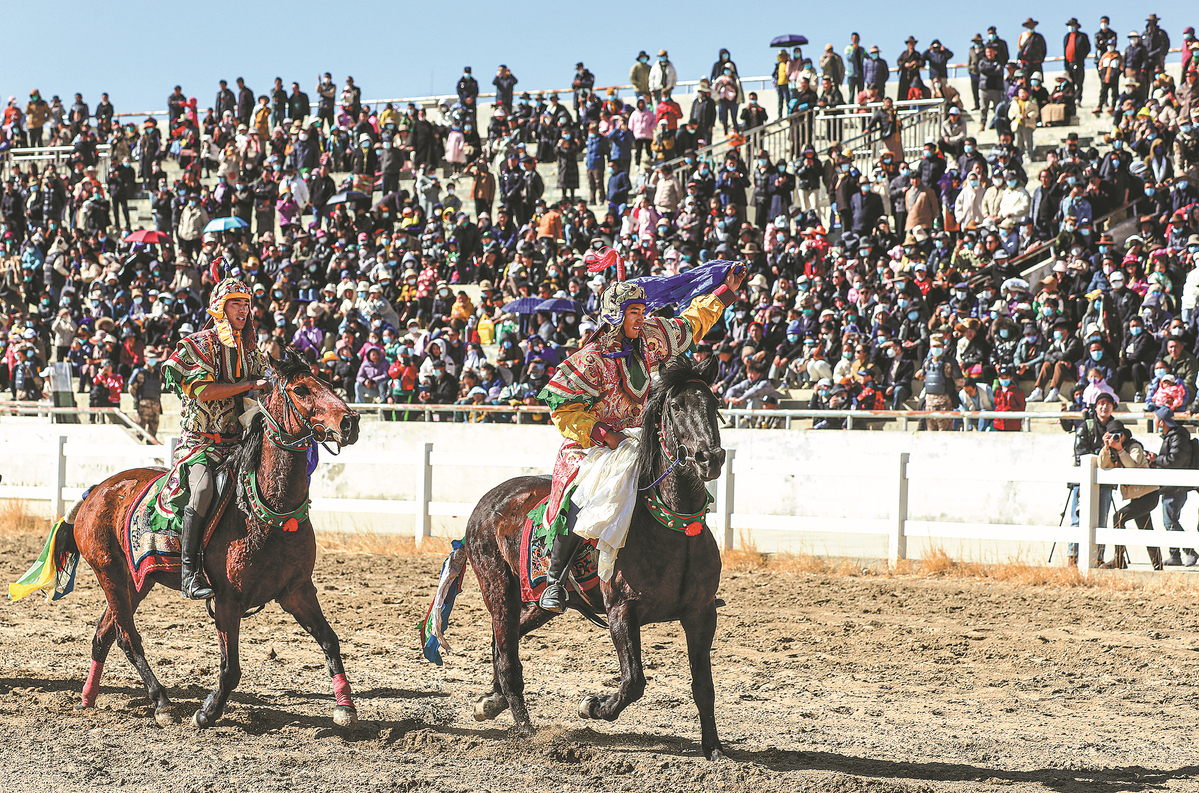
[1147,407,1198,566]
[1099,421,1162,570]
[1061,391,1117,566]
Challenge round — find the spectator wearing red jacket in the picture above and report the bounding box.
[993,365,1026,431]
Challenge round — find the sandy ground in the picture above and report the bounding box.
[2,533,1199,793]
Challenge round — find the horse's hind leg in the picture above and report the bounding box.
[474,563,534,732]
[579,600,645,722]
[99,580,176,724]
[278,581,358,727]
[682,604,723,761]
[475,604,555,723]
[192,598,241,728]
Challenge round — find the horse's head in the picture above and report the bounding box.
[642,355,726,483]
[264,347,361,448]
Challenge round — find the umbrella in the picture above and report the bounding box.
[326,190,370,206]
[770,35,809,47]
[501,297,547,315]
[123,229,171,244]
[203,216,249,233]
[535,298,581,314]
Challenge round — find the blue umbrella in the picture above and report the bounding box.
[535,298,581,314]
[204,216,249,233]
[770,34,809,47]
[501,297,546,314]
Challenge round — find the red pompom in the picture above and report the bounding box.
[283,517,299,533]
[685,521,704,537]
[584,246,620,274]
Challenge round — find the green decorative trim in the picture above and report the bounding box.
[241,468,310,528]
[537,389,595,412]
[260,407,314,451]
[644,488,714,534]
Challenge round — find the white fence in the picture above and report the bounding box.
[3,434,1194,570]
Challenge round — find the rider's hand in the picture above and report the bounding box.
[723,264,746,292]
[604,431,628,450]
[249,378,270,391]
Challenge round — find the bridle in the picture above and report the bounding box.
[640,379,711,492]
[262,370,358,457]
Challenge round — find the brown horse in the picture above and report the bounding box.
[46,347,361,728]
[463,356,728,759]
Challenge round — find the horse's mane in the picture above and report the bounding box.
[636,354,718,489]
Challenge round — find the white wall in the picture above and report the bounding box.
[6,418,1196,564]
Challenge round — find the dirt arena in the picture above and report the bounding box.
[2,532,1199,793]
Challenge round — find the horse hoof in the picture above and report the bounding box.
[154,707,180,727]
[191,710,212,729]
[333,705,358,727]
[474,694,509,722]
[706,746,726,762]
[578,695,600,720]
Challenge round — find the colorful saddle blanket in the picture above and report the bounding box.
[518,497,600,603]
[120,474,232,591]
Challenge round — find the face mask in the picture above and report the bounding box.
[1145,188,1156,196]
[1089,350,1103,362]
[923,150,932,159]
[907,310,919,321]
[842,351,853,360]
[1180,181,1191,190]
[1183,125,1194,134]
[999,329,1011,339]
[931,347,943,357]
[899,168,911,178]
[840,164,849,173]
[1156,369,1168,378]
[1007,180,1018,188]
[787,333,800,343]
[1054,332,1064,341]
[999,378,1012,387]
[1113,140,1123,150]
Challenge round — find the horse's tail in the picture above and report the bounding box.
[417,539,468,666]
[9,517,81,603]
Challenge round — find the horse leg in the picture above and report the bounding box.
[277,581,357,727]
[579,600,645,722]
[192,598,241,728]
[96,580,176,725]
[682,604,724,760]
[475,603,555,723]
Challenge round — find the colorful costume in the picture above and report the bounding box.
[160,277,264,598]
[538,289,731,539]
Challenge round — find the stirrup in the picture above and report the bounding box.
[538,580,568,613]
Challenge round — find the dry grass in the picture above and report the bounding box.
[316,531,451,558]
[720,539,1199,593]
[0,499,45,536]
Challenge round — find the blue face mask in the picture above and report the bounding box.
[1180,181,1191,190]
[999,378,1012,387]
[787,333,800,343]
[906,309,919,321]
[964,145,973,154]
[999,329,1010,339]
[1156,369,1168,378]
[1090,350,1103,361]
[1007,179,1018,188]
[1131,326,1143,336]
[1146,188,1156,196]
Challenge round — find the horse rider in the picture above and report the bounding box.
[535,253,745,612]
[161,277,269,599]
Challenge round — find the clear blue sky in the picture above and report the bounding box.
[3,0,1190,114]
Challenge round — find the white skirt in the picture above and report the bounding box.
[571,427,642,581]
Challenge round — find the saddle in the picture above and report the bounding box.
[121,468,233,591]
[518,497,600,604]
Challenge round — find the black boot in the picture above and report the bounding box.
[538,532,582,613]
[180,506,214,600]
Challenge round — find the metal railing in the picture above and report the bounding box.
[0,402,161,445]
[1,143,113,178]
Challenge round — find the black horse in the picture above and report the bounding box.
[463,355,727,759]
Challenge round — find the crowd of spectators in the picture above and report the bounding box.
[0,13,1197,434]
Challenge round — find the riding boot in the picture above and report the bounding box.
[538,531,583,613]
[180,506,215,600]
